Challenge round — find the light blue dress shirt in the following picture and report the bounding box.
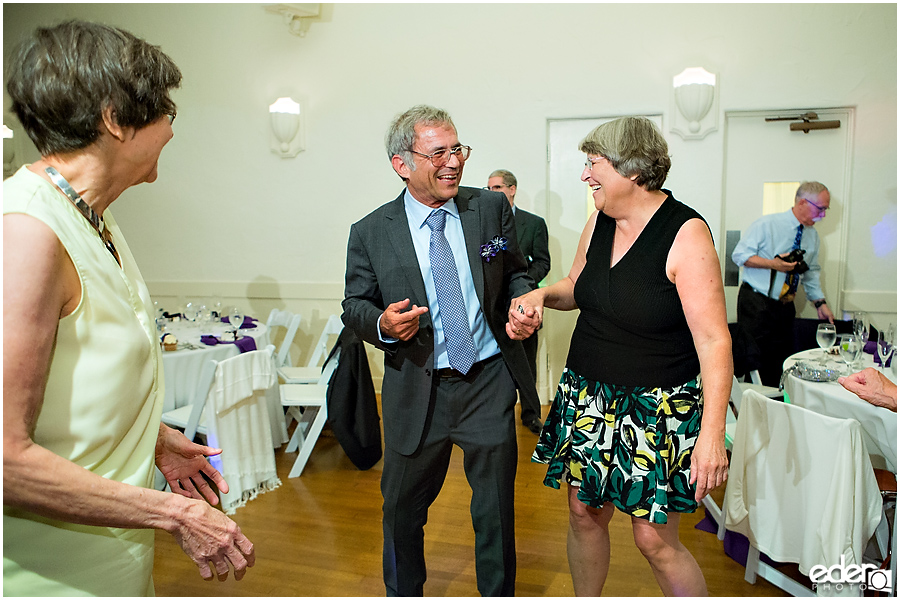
[732,209,825,301]
[377,190,501,369]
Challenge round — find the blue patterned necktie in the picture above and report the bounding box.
[425,209,477,374]
[779,223,804,301]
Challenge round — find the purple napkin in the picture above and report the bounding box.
[199,334,257,353]
[234,336,257,353]
[220,316,257,329]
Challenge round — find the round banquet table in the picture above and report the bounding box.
[160,319,269,413]
[782,348,897,472]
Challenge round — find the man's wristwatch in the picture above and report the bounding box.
[814,299,827,308]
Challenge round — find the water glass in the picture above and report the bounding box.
[838,334,862,373]
[815,323,836,365]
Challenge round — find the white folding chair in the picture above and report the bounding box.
[723,390,884,596]
[160,359,218,442]
[279,345,341,477]
[740,369,782,399]
[266,308,302,369]
[279,314,343,384]
[160,346,282,513]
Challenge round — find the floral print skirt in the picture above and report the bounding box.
[532,367,704,524]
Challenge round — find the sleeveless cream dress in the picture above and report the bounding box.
[3,166,164,596]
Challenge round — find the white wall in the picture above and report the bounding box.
[4,3,896,388]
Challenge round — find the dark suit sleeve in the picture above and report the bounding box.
[527,216,551,284]
[341,222,396,354]
[499,199,536,302]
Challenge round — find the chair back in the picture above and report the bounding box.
[266,309,302,368]
[205,345,281,514]
[181,358,218,441]
[306,314,344,369]
[320,345,342,386]
[725,390,882,576]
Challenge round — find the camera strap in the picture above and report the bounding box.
[776,224,805,303]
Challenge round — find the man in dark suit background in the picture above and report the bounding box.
[342,105,541,596]
[487,169,550,434]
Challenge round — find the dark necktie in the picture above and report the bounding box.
[779,223,804,301]
[425,209,477,374]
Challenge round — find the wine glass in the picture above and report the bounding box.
[184,300,201,324]
[877,324,895,373]
[211,296,224,320]
[229,306,245,338]
[153,301,166,332]
[852,311,870,346]
[838,334,862,373]
[815,323,836,365]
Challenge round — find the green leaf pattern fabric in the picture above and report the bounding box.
[533,368,703,524]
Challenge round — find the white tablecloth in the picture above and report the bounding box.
[783,348,897,472]
[160,319,269,412]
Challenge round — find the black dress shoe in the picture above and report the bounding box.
[524,418,543,435]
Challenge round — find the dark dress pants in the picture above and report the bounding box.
[737,282,796,387]
[381,357,518,596]
[519,331,541,423]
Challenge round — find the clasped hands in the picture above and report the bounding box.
[506,291,543,341]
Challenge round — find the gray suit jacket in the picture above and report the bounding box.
[514,207,551,285]
[342,187,538,455]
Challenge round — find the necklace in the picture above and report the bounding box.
[45,166,121,266]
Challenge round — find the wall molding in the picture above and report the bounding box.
[839,290,898,314]
[146,280,344,301]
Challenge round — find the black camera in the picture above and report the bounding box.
[777,248,809,274]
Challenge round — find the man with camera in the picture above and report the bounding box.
[732,181,836,386]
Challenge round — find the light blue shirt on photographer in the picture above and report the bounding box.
[377,190,500,369]
[732,209,825,301]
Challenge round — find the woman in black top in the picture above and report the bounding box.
[509,117,731,596]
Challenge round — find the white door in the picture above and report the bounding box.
[722,108,853,322]
[539,116,663,401]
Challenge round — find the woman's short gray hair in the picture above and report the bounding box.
[579,117,671,191]
[385,105,455,172]
[6,20,182,156]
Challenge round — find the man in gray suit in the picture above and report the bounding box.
[487,169,550,434]
[342,105,541,596]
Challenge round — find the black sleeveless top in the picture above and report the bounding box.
[566,191,707,387]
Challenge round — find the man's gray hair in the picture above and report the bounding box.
[795,181,829,201]
[489,169,517,188]
[385,105,455,174]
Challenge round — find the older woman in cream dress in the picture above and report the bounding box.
[4,21,254,595]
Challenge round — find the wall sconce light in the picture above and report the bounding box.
[671,67,718,140]
[269,97,304,158]
[263,4,321,37]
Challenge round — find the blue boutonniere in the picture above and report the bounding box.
[480,236,508,262]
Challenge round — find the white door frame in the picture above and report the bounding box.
[720,107,855,316]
